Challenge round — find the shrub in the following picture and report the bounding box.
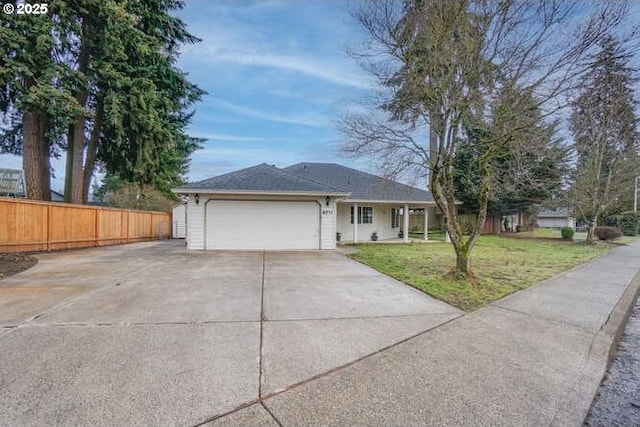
[595,226,622,241]
[619,211,639,236]
[604,215,622,228]
[106,184,175,212]
[560,227,574,240]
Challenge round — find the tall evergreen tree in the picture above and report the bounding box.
[64,0,203,203]
[1,1,203,203]
[569,35,639,244]
[0,6,80,200]
[97,0,204,197]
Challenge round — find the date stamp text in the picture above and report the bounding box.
[3,2,49,15]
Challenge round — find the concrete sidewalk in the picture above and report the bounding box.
[213,241,640,427]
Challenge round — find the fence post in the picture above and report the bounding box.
[46,203,51,251]
[94,207,99,247]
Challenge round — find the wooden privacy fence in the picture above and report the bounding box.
[0,197,170,253]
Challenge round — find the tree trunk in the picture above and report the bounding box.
[39,115,51,201]
[585,217,597,245]
[82,97,103,204]
[64,16,90,204]
[63,126,74,201]
[22,111,50,200]
[455,245,471,275]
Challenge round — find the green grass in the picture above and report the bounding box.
[349,235,613,311]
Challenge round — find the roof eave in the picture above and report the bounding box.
[338,198,435,204]
[172,188,351,197]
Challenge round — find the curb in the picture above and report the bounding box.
[551,266,640,426]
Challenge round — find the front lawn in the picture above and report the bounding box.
[350,235,611,311]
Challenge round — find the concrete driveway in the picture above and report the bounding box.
[0,241,461,426]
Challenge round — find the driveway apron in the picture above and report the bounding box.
[0,241,461,426]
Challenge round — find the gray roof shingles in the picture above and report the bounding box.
[174,163,347,194]
[284,162,433,202]
[175,162,433,203]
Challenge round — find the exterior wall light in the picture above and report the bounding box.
[194,193,200,205]
[326,196,330,206]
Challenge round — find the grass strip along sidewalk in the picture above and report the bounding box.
[350,234,614,311]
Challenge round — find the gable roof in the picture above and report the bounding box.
[174,163,348,196]
[284,163,433,203]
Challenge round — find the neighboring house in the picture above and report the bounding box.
[173,162,436,250]
[536,208,575,229]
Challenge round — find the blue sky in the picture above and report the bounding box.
[2,1,638,192]
[176,0,376,181]
[0,0,375,191]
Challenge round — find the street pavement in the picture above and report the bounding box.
[586,294,640,426]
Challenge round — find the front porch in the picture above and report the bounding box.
[335,202,447,244]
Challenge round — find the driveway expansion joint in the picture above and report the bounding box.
[258,312,463,400]
[265,312,462,323]
[19,320,261,328]
[261,402,284,427]
[259,250,267,398]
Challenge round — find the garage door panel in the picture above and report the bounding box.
[206,201,319,250]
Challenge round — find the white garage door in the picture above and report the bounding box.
[206,200,320,250]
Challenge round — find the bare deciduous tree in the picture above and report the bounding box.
[342,0,633,275]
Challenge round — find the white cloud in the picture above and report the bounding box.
[189,132,265,143]
[205,48,374,90]
[213,99,329,127]
[195,146,272,159]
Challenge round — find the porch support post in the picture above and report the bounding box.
[403,204,409,243]
[424,207,429,241]
[353,203,358,243]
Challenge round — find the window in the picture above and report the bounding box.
[350,206,374,224]
[391,208,400,228]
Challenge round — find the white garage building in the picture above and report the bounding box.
[536,208,576,230]
[174,162,435,250]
